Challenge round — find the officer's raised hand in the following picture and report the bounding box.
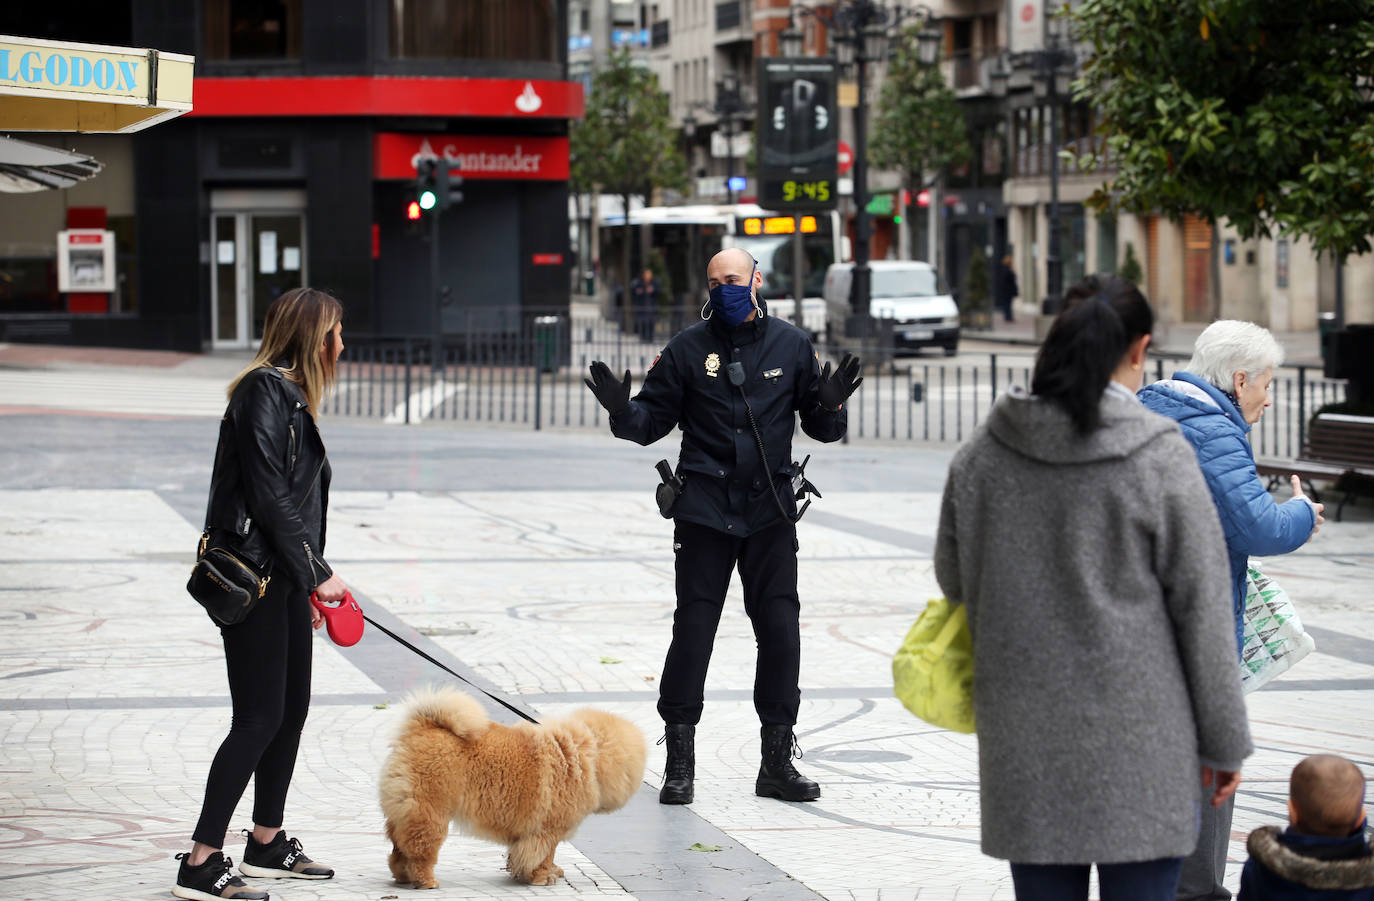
[817,352,863,412]
[584,360,631,415]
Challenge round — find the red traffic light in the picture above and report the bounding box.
[406,200,422,221]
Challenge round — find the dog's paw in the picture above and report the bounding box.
[527,868,561,886]
[413,877,440,890]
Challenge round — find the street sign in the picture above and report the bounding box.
[837,141,853,175]
[756,57,838,211]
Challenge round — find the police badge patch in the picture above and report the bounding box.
[705,352,721,378]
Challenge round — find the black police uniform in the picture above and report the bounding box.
[608,302,847,726]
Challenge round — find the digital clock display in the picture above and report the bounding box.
[761,178,836,210]
[782,180,831,203]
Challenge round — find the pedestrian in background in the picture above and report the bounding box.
[174,287,348,901]
[584,247,862,806]
[632,266,661,342]
[994,254,1019,322]
[1139,319,1323,901]
[934,274,1253,901]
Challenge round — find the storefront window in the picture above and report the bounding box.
[390,0,558,61]
[204,0,303,60]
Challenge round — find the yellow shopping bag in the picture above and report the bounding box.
[892,597,975,734]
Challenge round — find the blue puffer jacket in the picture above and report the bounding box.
[1138,372,1316,656]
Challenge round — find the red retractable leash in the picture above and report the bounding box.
[310,589,365,647]
[310,588,539,723]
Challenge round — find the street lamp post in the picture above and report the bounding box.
[781,3,941,328]
[684,74,747,204]
[991,31,1076,315]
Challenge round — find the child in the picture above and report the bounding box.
[1239,754,1374,899]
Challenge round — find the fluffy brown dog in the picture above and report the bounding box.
[379,686,646,888]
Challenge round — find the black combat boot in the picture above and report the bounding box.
[755,724,821,802]
[658,724,695,804]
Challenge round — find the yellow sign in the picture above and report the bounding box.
[837,81,858,108]
[742,216,819,236]
[0,35,194,133]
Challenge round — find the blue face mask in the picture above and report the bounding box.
[707,262,758,326]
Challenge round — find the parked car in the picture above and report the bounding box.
[822,260,960,355]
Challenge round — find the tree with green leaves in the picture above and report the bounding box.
[571,51,688,328]
[871,25,972,261]
[1071,0,1374,315]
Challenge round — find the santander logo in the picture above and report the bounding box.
[514,81,543,113]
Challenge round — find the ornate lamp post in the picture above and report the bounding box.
[780,3,941,325]
[990,27,1076,315]
[684,73,749,204]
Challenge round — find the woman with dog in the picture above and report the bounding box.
[1138,320,1323,901]
[933,274,1253,901]
[174,288,348,901]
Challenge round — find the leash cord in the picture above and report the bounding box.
[361,614,539,724]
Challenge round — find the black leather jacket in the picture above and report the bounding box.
[203,366,333,591]
[609,303,847,536]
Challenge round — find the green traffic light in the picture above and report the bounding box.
[418,190,438,211]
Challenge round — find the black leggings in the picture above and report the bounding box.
[192,579,313,848]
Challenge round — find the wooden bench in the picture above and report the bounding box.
[1256,413,1374,521]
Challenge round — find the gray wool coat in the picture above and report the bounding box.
[933,387,1253,865]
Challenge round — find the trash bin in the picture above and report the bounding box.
[534,315,561,373]
[1319,312,1338,368]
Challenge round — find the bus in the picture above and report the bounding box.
[603,202,847,341]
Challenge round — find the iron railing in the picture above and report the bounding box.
[324,308,1347,458]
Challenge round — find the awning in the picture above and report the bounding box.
[0,34,194,133]
[0,135,102,192]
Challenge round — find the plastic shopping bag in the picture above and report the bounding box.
[1239,562,1315,694]
[892,597,975,733]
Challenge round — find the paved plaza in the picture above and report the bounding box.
[1,351,1371,901]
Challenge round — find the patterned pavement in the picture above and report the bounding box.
[0,383,1370,901]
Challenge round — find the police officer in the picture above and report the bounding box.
[584,247,863,805]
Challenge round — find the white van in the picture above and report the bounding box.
[822,260,960,355]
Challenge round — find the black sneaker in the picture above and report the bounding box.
[173,852,269,900]
[238,830,334,880]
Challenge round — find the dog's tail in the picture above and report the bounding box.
[398,685,490,742]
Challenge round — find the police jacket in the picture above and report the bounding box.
[609,302,847,536]
[204,366,333,591]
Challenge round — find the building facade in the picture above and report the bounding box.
[0,0,577,351]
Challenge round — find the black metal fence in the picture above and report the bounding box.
[325,309,1348,460]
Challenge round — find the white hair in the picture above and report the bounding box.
[1185,320,1285,391]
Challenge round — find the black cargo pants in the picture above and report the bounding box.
[657,518,801,727]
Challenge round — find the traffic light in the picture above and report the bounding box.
[412,157,463,219]
[415,158,439,211]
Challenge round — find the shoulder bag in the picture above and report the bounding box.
[892,596,976,733]
[188,529,272,626]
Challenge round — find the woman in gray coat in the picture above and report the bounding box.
[934,275,1253,901]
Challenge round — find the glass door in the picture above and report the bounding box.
[249,214,305,341]
[210,211,306,348]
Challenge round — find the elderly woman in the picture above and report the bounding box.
[1138,319,1324,901]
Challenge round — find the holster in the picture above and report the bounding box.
[655,459,683,519]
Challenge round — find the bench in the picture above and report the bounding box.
[1256,413,1374,521]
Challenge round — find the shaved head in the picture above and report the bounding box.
[706,248,759,289]
[1290,754,1366,836]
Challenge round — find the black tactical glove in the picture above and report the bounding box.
[817,352,863,412]
[584,361,631,415]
